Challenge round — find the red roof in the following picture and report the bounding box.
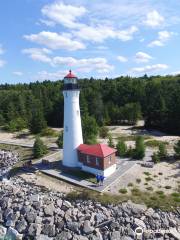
[77,143,117,158]
[64,70,76,78]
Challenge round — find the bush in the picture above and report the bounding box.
[108,134,115,148]
[143,172,151,176]
[145,140,168,147]
[146,186,153,191]
[164,185,171,189]
[174,140,180,158]
[33,137,48,158]
[133,136,145,159]
[126,146,134,158]
[136,178,141,183]
[116,139,127,157]
[40,128,59,137]
[158,143,168,159]
[131,188,141,196]
[4,117,27,132]
[152,152,160,163]
[128,182,133,187]
[99,126,109,138]
[56,132,63,148]
[156,191,164,195]
[145,177,153,182]
[119,188,127,194]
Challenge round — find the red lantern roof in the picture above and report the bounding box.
[77,143,117,158]
[64,70,76,78]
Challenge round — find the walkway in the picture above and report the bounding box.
[38,159,137,192]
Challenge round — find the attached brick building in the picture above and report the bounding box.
[77,143,117,177]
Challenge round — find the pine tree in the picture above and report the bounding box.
[33,137,47,158]
[116,140,127,157]
[134,136,145,159]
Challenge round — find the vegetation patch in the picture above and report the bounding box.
[145,177,153,182]
[136,178,141,183]
[164,185,172,189]
[119,188,128,194]
[143,172,151,176]
[145,140,168,147]
[146,186,153,191]
[128,182,133,187]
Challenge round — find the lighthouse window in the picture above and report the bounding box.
[96,157,100,166]
[77,110,79,115]
[65,92,67,98]
[65,126,68,132]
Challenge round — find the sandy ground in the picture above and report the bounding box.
[20,172,76,194]
[107,161,180,195]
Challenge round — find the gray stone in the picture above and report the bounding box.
[55,231,72,240]
[83,220,94,234]
[67,221,80,234]
[63,200,72,209]
[16,219,27,233]
[35,234,53,240]
[110,231,121,240]
[145,208,154,217]
[26,212,37,223]
[152,212,160,220]
[30,194,40,202]
[44,204,55,216]
[5,227,22,240]
[42,224,56,237]
[56,199,62,208]
[0,225,7,239]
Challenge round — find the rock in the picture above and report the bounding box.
[134,218,146,229]
[73,235,88,240]
[55,231,72,240]
[44,204,55,217]
[26,212,37,223]
[56,199,62,208]
[42,224,56,237]
[16,220,27,233]
[35,234,53,240]
[110,231,121,240]
[83,220,94,234]
[67,221,80,234]
[145,208,154,217]
[152,212,160,220]
[5,227,22,240]
[30,194,40,202]
[63,200,72,209]
[0,225,7,238]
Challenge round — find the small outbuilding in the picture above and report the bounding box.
[77,143,117,177]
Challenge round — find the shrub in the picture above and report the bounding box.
[4,117,27,132]
[174,140,180,158]
[40,128,59,137]
[152,152,160,163]
[158,172,163,175]
[131,188,141,196]
[144,183,148,185]
[164,185,171,189]
[158,143,168,159]
[116,139,127,157]
[128,182,133,187]
[145,177,153,182]
[99,126,109,138]
[171,192,180,197]
[133,136,145,159]
[119,188,127,194]
[146,186,153,191]
[156,191,164,195]
[143,172,151,176]
[56,132,63,148]
[108,134,115,148]
[136,178,141,183]
[33,137,48,158]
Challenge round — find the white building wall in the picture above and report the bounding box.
[82,164,117,177]
[63,90,83,167]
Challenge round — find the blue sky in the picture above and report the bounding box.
[0,0,180,83]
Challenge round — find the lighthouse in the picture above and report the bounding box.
[62,70,83,167]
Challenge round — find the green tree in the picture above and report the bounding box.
[29,100,47,134]
[174,140,180,158]
[56,131,63,148]
[108,134,115,148]
[122,102,142,125]
[99,126,109,138]
[158,143,167,159]
[82,114,99,144]
[116,140,127,157]
[134,136,145,159]
[4,117,27,132]
[33,137,48,158]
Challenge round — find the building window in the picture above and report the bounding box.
[96,157,100,166]
[109,155,112,164]
[86,155,90,164]
[65,126,68,132]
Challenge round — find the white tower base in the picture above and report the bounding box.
[63,90,83,167]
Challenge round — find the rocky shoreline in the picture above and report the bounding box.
[0,177,180,240]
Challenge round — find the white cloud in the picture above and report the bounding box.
[148,30,173,47]
[13,71,23,76]
[41,2,86,29]
[34,70,67,81]
[22,48,52,63]
[39,19,56,27]
[53,56,114,73]
[117,55,128,62]
[24,31,85,51]
[0,59,6,68]
[131,63,168,74]
[135,51,153,63]
[144,10,164,28]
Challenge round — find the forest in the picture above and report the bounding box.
[0,74,179,137]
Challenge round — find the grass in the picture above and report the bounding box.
[67,170,97,183]
[119,188,128,194]
[146,186,153,191]
[128,182,134,187]
[171,192,180,198]
[145,177,153,182]
[143,172,151,176]
[115,135,151,142]
[136,178,141,183]
[156,190,164,195]
[145,139,168,148]
[66,188,180,211]
[39,128,59,137]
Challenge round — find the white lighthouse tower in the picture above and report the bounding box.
[62,70,83,167]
